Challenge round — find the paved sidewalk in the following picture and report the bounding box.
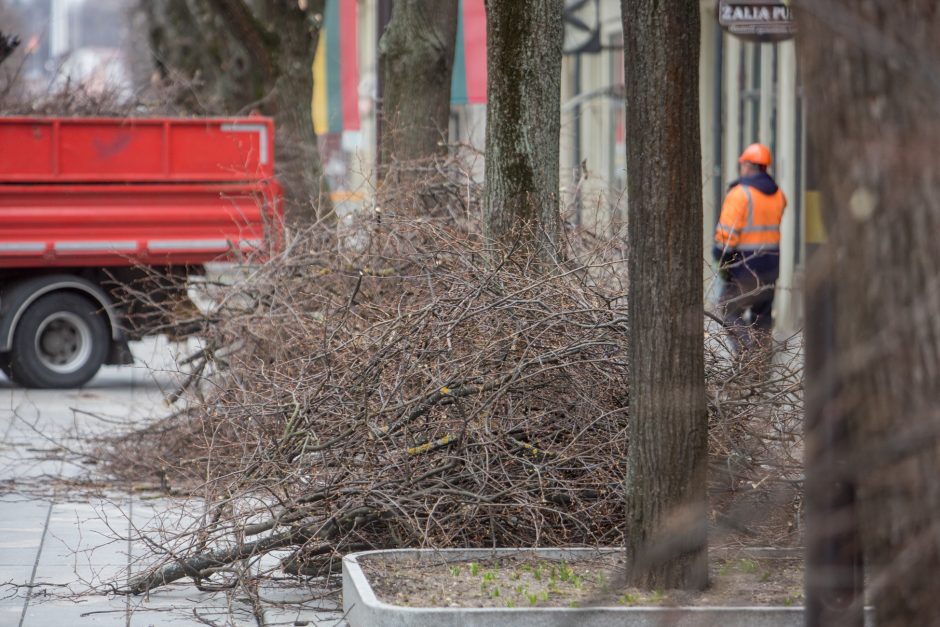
[0,338,343,627]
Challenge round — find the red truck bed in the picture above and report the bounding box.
[0,116,281,268]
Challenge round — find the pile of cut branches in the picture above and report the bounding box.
[101,191,802,595]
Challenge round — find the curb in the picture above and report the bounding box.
[341,547,871,627]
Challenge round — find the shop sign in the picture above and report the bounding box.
[718,1,797,42]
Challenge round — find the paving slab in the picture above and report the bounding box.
[0,337,344,626]
[19,596,129,627]
[0,497,51,525]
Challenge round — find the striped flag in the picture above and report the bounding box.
[312,0,360,135]
[451,0,487,105]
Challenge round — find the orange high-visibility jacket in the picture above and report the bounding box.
[714,182,787,251]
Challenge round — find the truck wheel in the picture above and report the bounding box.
[8,293,109,389]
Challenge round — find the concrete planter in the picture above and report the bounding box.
[343,547,874,627]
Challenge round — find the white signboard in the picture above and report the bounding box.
[718,0,796,42]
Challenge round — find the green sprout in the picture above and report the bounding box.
[739,558,759,574]
[449,565,461,577]
[619,593,640,606]
[528,593,538,606]
[469,562,479,576]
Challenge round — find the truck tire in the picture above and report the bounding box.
[7,293,109,389]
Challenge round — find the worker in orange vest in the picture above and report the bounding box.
[713,143,787,352]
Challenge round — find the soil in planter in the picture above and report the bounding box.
[361,551,805,609]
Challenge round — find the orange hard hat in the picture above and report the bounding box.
[738,143,772,167]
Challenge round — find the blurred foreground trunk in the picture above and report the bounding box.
[800,2,940,625]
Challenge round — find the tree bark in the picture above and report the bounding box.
[378,0,459,181]
[483,0,563,262]
[799,2,940,625]
[621,0,707,590]
[143,0,330,222]
[265,1,332,221]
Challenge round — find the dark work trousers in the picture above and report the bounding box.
[718,273,775,353]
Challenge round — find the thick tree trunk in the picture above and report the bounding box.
[621,0,707,590]
[143,0,330,222]
[378,0,458,181]
[483,0,563,261]
[266,2,332,220]
[800,2,940,625]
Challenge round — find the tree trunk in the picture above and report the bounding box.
[142,0,330,222]
[378,0,459,182]
[483,0,563,261]
[621,0,707,590]
[265,1,332,221]
[800,2,940,625]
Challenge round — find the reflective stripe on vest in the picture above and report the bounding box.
[739,185,781,249]
[737,243,780,251]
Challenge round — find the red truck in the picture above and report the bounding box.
[0,116,282,388]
